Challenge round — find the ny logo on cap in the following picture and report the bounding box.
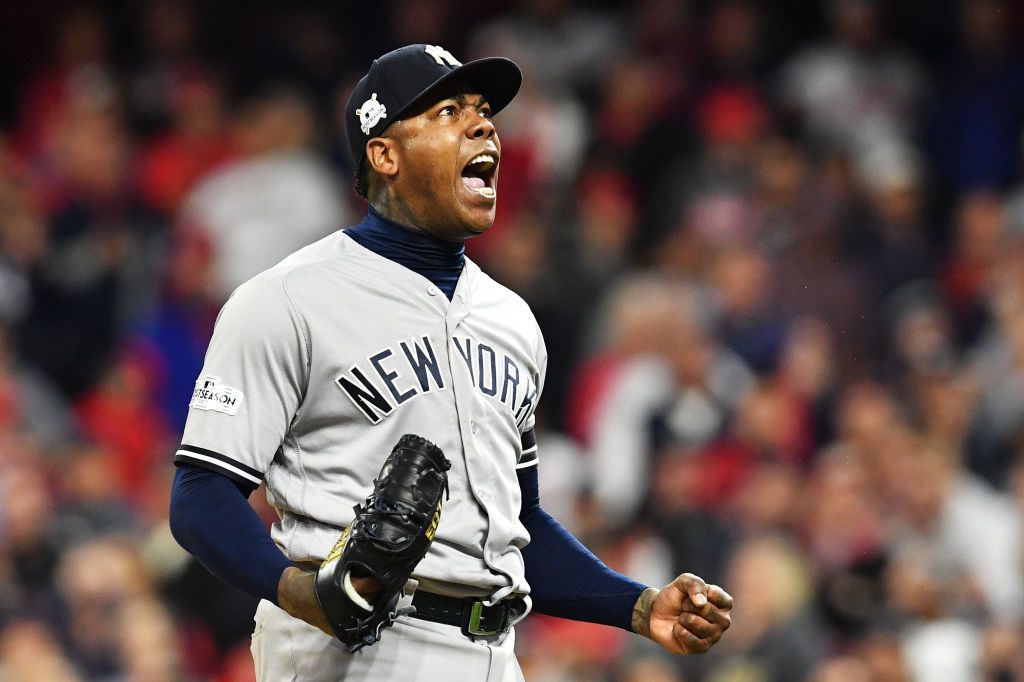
[355,92,387,135]
[425,44,461,67]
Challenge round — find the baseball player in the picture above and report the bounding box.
[169,44,733,681]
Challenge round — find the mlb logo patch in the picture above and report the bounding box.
[190,375,244,415]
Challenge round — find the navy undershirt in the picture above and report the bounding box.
[170,464,290,602]
[516,465,647,630]
[345,206,464,300]
[169,209,646,629]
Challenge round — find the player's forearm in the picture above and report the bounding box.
[520,505,648,629]
[169,464,293,603]
[170,463,403,635]
[517,465,648,630]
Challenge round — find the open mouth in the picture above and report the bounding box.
[461,153,498,199]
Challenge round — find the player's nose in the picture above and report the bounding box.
[466,115,495,140]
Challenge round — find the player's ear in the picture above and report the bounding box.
[365,138,399,178]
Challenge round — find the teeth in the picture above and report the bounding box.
[473,187,495,198]
[469,154,495,166]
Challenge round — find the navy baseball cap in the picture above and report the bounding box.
[345,44,522,171]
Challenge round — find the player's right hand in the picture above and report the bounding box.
[635,573,733,655]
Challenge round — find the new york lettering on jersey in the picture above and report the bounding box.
[336,333,538,428]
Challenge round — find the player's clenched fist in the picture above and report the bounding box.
[631,573,733,655]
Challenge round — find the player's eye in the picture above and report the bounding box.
[438,104,457,116]
[479,106,492,118]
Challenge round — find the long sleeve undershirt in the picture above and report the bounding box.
[517,464,647,630]
[169,464,292,603]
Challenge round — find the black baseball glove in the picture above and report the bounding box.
[315,434,451,652]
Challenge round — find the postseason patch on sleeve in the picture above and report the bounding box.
[190,375,244,415]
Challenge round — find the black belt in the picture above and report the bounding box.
[409,591,526,638]
[295,562,523,638]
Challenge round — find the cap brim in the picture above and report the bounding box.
[392,57,523,122]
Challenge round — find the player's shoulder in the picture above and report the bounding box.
[227,230,356,306]
[465,259,532,311]
[464,258,541,331]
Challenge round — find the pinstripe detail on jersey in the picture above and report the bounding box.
[175,444,263,490]
[516,428,538,468]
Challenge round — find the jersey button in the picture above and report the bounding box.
[427,285,438,296]
[470,421,478,434]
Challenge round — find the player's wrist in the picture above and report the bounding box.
[631,587,659,638]
[278,566,334,635]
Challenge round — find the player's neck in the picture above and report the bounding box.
[356,207,465,259]
[369,192,421,234]
[348,207,465,301]
[362,206,456,251]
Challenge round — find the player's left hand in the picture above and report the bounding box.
[633,573,733,655]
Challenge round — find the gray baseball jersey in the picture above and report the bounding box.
[175,230,546,603]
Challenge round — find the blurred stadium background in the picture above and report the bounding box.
[1,0,1024,679]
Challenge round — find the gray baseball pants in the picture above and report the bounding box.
[251,600,525,681]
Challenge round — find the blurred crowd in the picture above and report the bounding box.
[1,0,1024,680]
